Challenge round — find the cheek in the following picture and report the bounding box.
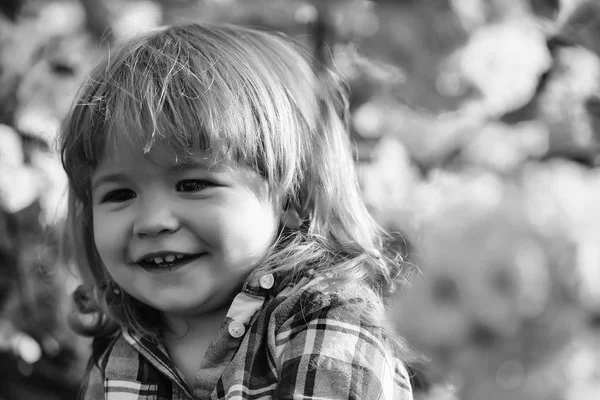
[247,200,279,239]
[92,211,122,261]
[92,223,110,265]
[221,200,278,255]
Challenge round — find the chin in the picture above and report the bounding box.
[152,298,213,317]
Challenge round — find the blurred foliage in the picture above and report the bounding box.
[1,0,600,399]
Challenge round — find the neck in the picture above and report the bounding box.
[161,305,231,390]
[162,304,230,341]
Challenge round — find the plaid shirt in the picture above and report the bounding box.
[80,273,413,400]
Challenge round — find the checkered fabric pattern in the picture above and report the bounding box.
[79,275,413,400]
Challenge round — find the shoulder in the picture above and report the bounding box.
[269,277,389,333]
[272,279,393,362]
[85,329,138,378]
[78,332,122,400]
[265,278,413,399]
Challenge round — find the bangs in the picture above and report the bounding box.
[96,31,272,168]
[63,24,319,197]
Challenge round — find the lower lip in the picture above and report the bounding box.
[139,254,206,273]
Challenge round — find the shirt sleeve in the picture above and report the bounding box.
[272,293,413,400]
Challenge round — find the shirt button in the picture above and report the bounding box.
[259,274,275,290]
[228,321,245,338]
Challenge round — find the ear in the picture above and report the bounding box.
[281,206,303,229]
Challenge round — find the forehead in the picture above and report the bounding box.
[99,139,225,172]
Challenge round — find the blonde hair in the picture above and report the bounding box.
[60,23,411,339]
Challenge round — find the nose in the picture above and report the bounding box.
[133,197,179,238]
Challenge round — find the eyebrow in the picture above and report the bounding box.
[169,157,222,172]
[90,156,228,191]
[91,173,128,191]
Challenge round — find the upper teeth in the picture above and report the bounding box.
[145,254,184,264]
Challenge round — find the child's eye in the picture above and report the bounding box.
[101,189,136,203]
[176,180,213,192]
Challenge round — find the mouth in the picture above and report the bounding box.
[136,252,206,270]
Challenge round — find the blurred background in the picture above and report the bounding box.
[1,0,600,399]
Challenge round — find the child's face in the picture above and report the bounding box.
[90,143,280,318]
